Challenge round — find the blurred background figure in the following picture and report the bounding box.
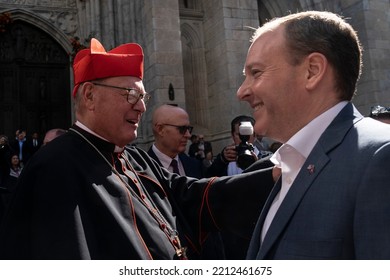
[189,134,212,161]
[197,134,213,161]
[28,132,42,155]
[42,128,67,146]
[188,134,199,157]
[202,150,214,169]
[0,135,12,188]
[148,104,203,178]
[369,105,390,124]
[9,129,30,167]
[0,135,13,221]
[0,153,23,222]
[4,154,22,195]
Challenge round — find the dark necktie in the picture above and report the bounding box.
[170,159,180,175]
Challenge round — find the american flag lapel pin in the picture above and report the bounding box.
[307,164,315,174]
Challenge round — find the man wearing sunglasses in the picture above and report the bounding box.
[148,104,225,259]
[0,38,275,260]
[148,104,203,178]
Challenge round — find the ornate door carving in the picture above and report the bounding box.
[0,20,70,138]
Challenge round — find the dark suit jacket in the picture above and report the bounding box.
[27,138,42,155]
[247,103,390,260]
[9,139,31,164]
[147,148,204,179]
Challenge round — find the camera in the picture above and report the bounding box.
[235,121,257,170]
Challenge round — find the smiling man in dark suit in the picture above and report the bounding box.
[238,11,390,259]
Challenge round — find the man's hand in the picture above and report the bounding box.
[222,144,238,162]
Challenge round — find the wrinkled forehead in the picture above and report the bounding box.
[102,76,145,89]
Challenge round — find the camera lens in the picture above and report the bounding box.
[236,143,256,169]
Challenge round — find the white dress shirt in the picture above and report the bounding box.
[261,101,348,241]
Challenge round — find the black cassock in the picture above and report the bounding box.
[0,125,274,259]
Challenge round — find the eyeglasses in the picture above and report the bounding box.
[92,83,151,105]
[162,124,193,134]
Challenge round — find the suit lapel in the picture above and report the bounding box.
[147,148,163,167]
[246,178,281,259]
[255,103,363,259]
[178,154,188,172]
[257,151,330,258]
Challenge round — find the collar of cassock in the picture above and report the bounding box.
[72,122,124,154]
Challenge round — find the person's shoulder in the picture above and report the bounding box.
[124,145,166,174]
[126,144,149,155]
[31,132,78,161]
[243,156,274,173]
[179,152,196,161]
[356,117,390,141]
[178,153,203,178]
[125,145,156,163]
[178,153,203,169]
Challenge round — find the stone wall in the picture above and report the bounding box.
[188,0,261,152]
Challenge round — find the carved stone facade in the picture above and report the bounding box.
[0,0,389,152]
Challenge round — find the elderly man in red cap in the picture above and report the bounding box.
[0,38,275,260]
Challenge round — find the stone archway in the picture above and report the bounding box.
[180,22,210,133]
[0,19,71,139]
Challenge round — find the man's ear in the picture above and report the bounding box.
[305,52,328,90]
[80,82,96,110]
[155,124,165,136]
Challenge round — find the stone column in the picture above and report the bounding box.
[201,0,260,152]
[136,0,185,146]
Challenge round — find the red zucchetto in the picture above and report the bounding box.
[72,38,144,97]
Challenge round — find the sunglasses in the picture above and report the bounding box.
[162,124,193,134]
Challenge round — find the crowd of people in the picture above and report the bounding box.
[0,129,67,219]
[0,10,390,260]
[0,130,37,198]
